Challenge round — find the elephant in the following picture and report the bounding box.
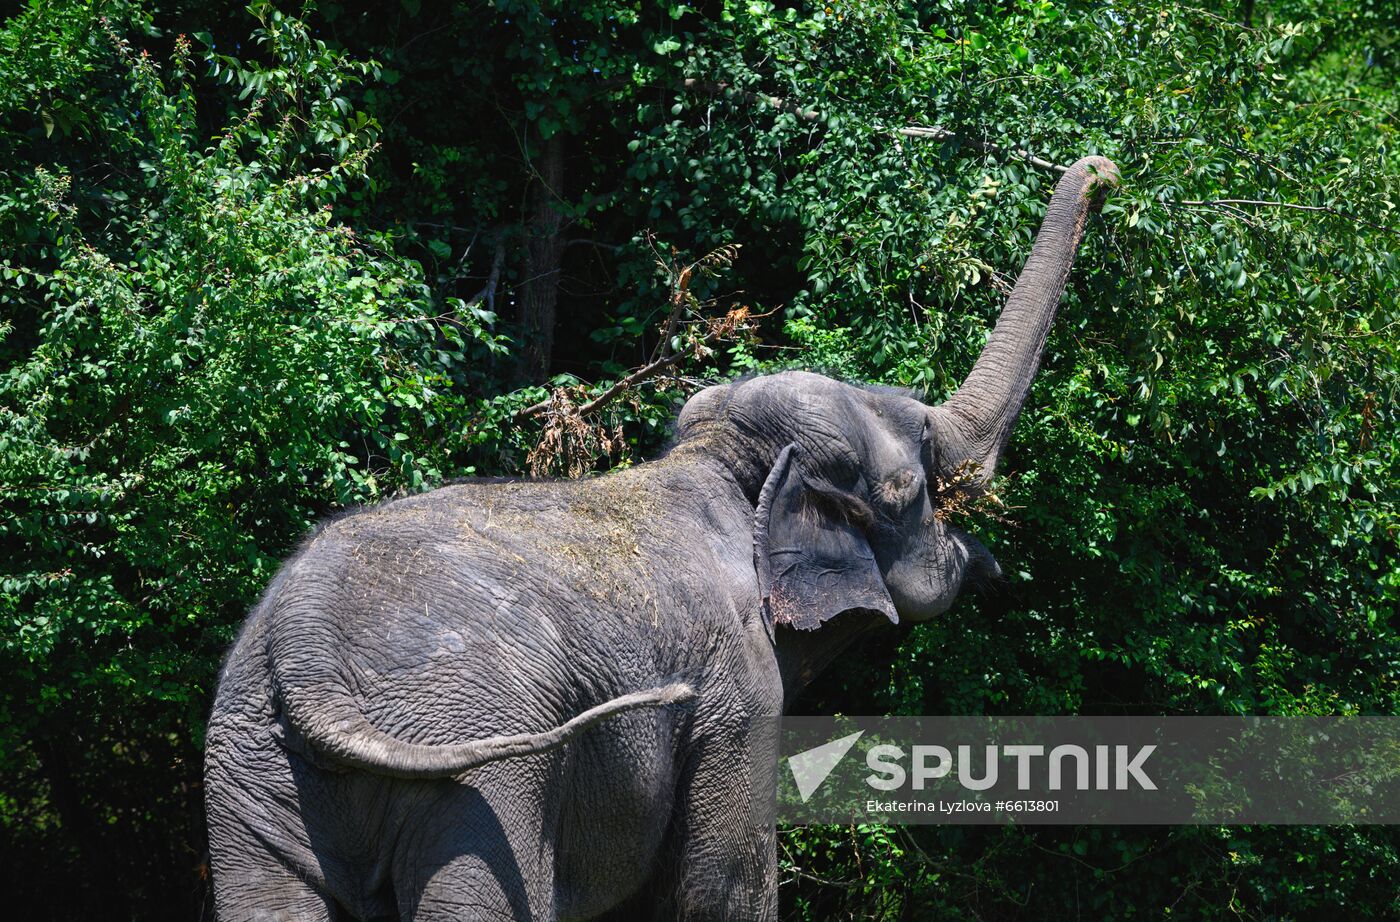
[204,154,1118,921]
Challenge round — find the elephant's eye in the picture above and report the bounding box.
[873,467,924,511]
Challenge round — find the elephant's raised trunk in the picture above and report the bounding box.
[938,155,1118,476]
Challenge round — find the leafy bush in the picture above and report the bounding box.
[0,3,502,914]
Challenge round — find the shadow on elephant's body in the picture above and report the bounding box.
[293,755,531,919]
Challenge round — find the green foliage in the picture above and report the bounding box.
[0,2,501,912]
[0,0,1397,918]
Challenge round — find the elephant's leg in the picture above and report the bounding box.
[400,848,555,922]
[208,767,338,921]
[210,853,338,922]
[396,772,556,922]
[657,742,778,921]
[667,819,776,920]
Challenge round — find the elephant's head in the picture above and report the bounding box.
[675,156,1118,630]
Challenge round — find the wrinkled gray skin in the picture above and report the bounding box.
[205,156,1117,921]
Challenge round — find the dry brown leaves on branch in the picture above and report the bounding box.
[518,237,773,477]
[930,459,1015,524]
[524,387,629,478]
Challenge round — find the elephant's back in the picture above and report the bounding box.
[260,484,674,758]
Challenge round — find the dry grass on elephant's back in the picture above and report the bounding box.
[556,474,666,620]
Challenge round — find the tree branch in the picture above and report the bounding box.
[894,124,1070,174]
[514,345,687,421]
[682,78,821,122]
[512,306,771,421]
[564,238,622,252]
[1178,198,1396,234]
[681,77,1073,173]
[407,220,479,234]
[466,235,508,315]
[651,261,694,364]
[1181,198,1338,213]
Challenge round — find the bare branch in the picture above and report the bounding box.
[682,78,821,122]
[894,124,1070,174]
[652,259,694,364]
[514,342,685,422]
[466,235,508,315]
[681,77,1072,173]
[407,220,479,234]
[1177,199,1396,234]
[513,304,773,421]
[564,239,622,252]
[1181,198,1342,213]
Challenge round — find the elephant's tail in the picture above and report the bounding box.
[273,678,696,780]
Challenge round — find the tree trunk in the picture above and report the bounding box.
[521,132,567,382]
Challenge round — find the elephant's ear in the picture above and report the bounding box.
[754,444,898,633]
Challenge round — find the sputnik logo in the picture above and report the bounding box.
[787,731,864,802]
